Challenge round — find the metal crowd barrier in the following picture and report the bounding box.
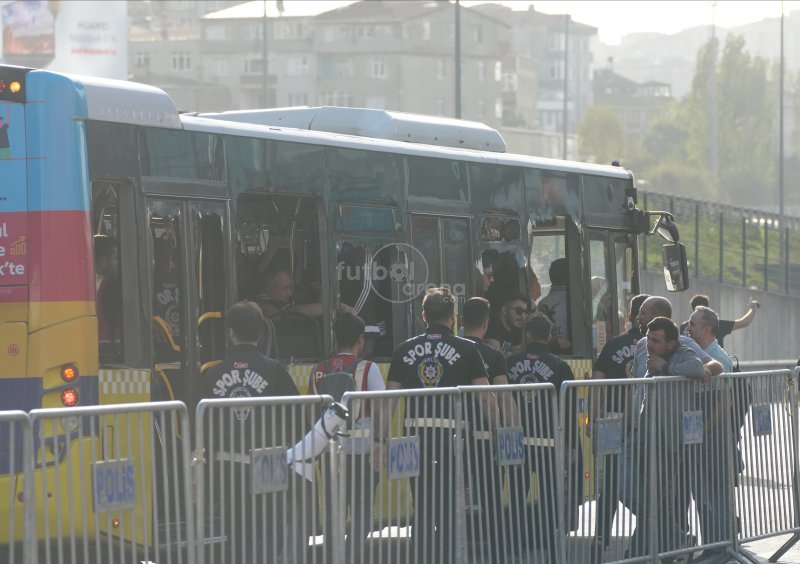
[1,410,34,564]
[734,370,799,559]
[337,384,564,564]
[194,395,333,564]
[568,370,797,564]
[26,401,194,564]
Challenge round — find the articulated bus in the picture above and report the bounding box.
[0,64,686,554]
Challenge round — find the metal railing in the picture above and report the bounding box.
[640,191,800,295]
[6,370,800,563]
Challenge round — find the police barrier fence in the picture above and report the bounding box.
[1,410,34,564]
[20,401,194,564]
[565,370,797,564]
[194,395,335,564]
[337,384,564,564]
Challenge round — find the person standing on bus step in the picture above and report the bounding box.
[94,234,122,344]
[379,287,494,564]
[679,293,759,348]
[686,305,739,559]
[537,257,571,354]
[588,293,649,563]
[199,301,307,564]
[485,293,527,355]
[505,314,579,561]
[462,297,520,564]
[307,312,385,564]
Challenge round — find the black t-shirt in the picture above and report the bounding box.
[506,342,575,438]
[593,328,642,413]
[200,344,300,441]
[485,316,521,356]
[388,325,487,418]
[594,328,642,380]
[680,319,734,348]
[463,335,507,382]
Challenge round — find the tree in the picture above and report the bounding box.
[577,106,625,164]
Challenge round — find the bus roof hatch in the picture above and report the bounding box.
[198,106,507,153]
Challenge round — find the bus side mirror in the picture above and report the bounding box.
[662,243,689,292]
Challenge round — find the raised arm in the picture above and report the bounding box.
[732,297,759,330]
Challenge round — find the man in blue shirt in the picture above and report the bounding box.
[687,305,739,556]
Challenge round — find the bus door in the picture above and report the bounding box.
[335,204,404,359]
[147,199,228,412]
[409,214,471,334]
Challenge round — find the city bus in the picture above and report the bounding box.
[0,64,686,553]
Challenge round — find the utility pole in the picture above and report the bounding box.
[455,0,462,118]
[709,2,719,181]
[562,14,569,159]
[261,0,269,107]
[780,3,785,231]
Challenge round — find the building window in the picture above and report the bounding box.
[436,59,445,80]
[215,60,228,77]
[501,72,517,92]
[134,51,150,68]
[205,24,226,40]
[171,52,192,72]
[369,58,386,79]
[494,61,502,81]
[356,25,374,40]
[548,61,565,80]
[366,96,386,109]
[242,23,262,41]
[320,91,355,107]
[336,58,354,78]
[244,58,263,75]
[436,98,445,115]
[477,61,485,82]
[548,32,566,51]
[473,25,483,43]
[478,99,486,118]
[288,92,309,106]
[494,98,503,119]
[287,56,310,76]
[422,20,431,40]
[275,21,308,39]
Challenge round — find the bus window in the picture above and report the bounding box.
[589,234,613,355]
[193,204,227,371]
[91,184,124,365]
[408,157,468,201]
[478,216,527,315]
[336,241,395,358]
[410,215,470,334]
[148,201,187,402]
[530,218,571,354]
[236,194,325,361]
[614,235,637,333]
[144,130,225,181]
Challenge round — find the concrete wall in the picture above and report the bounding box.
[641,271,800,362]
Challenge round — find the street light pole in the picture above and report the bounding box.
[455,0,462,118]
[562,14,569,159]
[261,0,269,107]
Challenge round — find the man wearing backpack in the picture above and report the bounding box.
[308,312,384,564]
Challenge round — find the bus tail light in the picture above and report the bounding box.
[61,389,79,407]
[61,364,78,383]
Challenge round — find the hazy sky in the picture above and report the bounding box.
[299,1,800,45]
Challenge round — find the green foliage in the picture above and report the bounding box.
[577,105,625,164]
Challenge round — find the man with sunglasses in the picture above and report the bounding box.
[485,294,528,356]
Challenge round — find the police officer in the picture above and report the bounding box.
[589,293,649,562]
[382,287,492,564]
[462,297,520,564]
[199,301,304,564]
[506,314,577,560]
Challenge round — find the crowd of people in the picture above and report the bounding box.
[93,229,763,562]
